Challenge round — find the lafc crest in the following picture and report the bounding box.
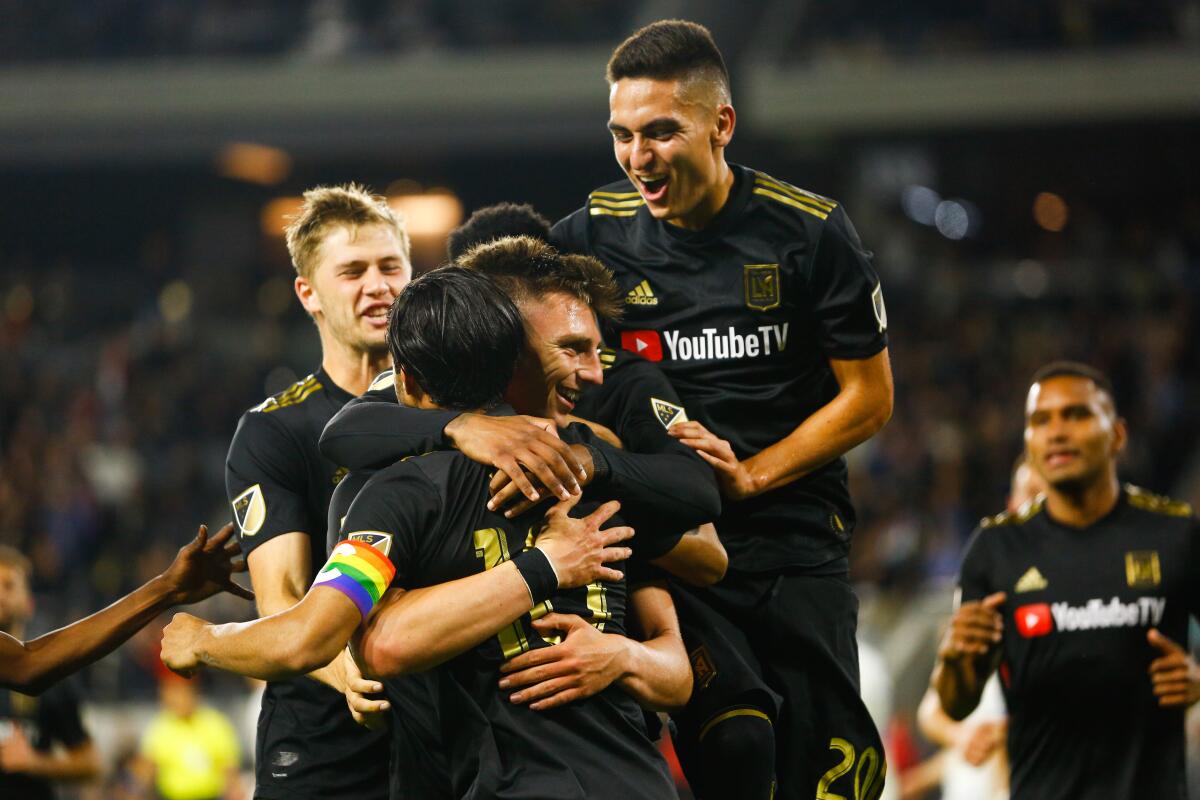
[651,398,688,429]
[744,264,781,311]
[232,484,266,537]
[1125,551,1161,588]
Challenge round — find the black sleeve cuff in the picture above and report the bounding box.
[583,443,611,483]
[513,548,559,605]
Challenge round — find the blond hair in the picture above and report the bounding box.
[284,183,410,278]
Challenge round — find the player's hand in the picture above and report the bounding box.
[489,444,595,518]
[161,523,255,605]
[960,719,1006,766]
[444,413,585,505]
[498,614,626,711]
[0,725,41,773]
[1147,628,1200,707]
[342,650,390,731]
[668,421,758,500]
[533,495,633,588]
[160,612,208,677]
[939,592,1006,661]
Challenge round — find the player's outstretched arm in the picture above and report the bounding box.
[0,523,252,694]
[932,591,1006,721]
[160,581,362,681]
[499,581,691,712]
[671,349,893,500]
[1147,628,1200,707]
[356,497,633,677]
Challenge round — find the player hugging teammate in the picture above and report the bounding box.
[157,18,900,800]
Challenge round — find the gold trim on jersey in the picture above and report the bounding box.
[589,196,645,209]
[699,708,772,742]
[980,494,1046,529]
[1125,484,1193,517]
[754,173,837,211]
[752,187,829,220]
[589,190,642,199]
[253,374,322,413]
[589,207,641,218]
[599,347,617,371]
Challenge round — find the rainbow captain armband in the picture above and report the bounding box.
[312,538,396,620]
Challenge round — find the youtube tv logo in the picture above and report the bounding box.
[1015,603,1053,638]
[621,330,663,362]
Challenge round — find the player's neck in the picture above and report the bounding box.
[1044,470,1120,528]
[668,159,734,231]
[319,334,390,397]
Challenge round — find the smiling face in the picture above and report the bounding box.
[504,291,603,425]
[1024,375,1126,494]
[295,223,411,357]
[608,76,735,231]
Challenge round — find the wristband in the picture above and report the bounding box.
[312,539,396,620]
[513,548,559,605]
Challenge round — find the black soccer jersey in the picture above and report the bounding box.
[0,681,89,800]
[339,426,676,800]
[552,164,888,573]
[958,486,1200,800]
[225,368,389,800]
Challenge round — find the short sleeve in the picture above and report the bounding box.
[319,392,458,470]
[957,527,992,606]
[609,357,692,456]
[225,411,311,554]
[803,205,888,360]
[549,208,591,255]
[339,463,441,589]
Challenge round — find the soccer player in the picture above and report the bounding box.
[0,523,248,694]
[161,267,683,798]
[932,361,1200,800]
[223,184,408,799]
[551,19,894,800]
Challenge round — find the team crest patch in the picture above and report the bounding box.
[369,369,396,392]
[231,484,266,537]
[1125,551,1160,588]
[689,645,717,691]
[651,397,688,429]
[744,264,781,311]
[349,531,393,557]
[871,283,887,332]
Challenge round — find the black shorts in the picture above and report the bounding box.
[671,571,885,800]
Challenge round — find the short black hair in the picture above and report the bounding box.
[1030,360,1116,405]
[457,235,623,322]
[386,268,524,411]
[607,20,730,101]
[446,203,552,261]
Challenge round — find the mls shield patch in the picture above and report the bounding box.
[651,397,688,429]
[349,531,394,557]
[871,283,888,333]
[231,484,266,537]
[744,264,781,311]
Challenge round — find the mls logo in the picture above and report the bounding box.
[232,484,266,537]
[744,264,781,311]
[650,398,687,429]
[349,531,393,557]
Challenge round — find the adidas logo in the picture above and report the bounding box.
[1015,566,1048,593]
[625,280,658,306]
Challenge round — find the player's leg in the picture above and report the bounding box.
[758,573,885,800]
[669,583,780,800]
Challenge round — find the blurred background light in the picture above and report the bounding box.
[261,196,304,238]
[158,280,193,323]
[1033,191,1070,232]
[934,199,970,240]
[901,185,941,226]
[216,142,293,186]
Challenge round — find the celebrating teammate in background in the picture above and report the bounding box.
[223,184,409,799]
[552,19,893,799]
[932,361,1200,799]
[0,523,249,695]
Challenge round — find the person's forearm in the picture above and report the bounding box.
[17,743,101,781]
[916,686,961,747]
[15,576,177,694]
[319,395,457,469]
[615,632,692,711]
[742,383,890,497]
[651,523,727,587]
[254,585,348,691]
[595,446,721,526]
[931,656,989,722]
[357,563,533,677]
[196,607,352,681]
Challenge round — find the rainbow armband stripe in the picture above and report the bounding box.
[312,539,396,620]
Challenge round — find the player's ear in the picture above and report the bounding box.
[1111,416,1128,458]
[712,104,735,149]
[295,274,322,316]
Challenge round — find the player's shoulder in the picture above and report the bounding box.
[1123,484,1194,519]
[243,372,331,418]
[565,177,645,224]
[747,167,840,225]
[979,494,1047,531]
[603,346,665,379]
